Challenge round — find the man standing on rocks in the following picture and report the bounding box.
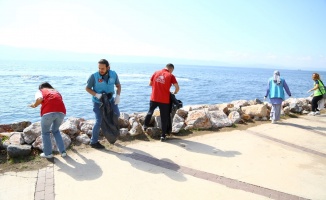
[86,59,121,149]
[143,63,180,141]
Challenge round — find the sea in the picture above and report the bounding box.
[0,60,325,124]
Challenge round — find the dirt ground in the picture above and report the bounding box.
[0,116,294,174]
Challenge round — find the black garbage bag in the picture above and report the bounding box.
[99,93,120,144]
[167,93,183,134]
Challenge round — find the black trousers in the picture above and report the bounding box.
[144,101,170,136]
[311,95,323,112]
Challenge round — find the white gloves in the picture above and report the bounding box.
[114,95,120,105]
[94,93,102,99]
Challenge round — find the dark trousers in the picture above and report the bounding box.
[144,101,170,137]
[311,95,323,112]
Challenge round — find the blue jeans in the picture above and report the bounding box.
[41,112,66,155]
[91,100,120,144]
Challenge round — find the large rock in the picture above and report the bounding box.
[230,100,249,108]
[185,110,212,130]
[22,122,41,144]
[80,120,95,133]
[176,109,188,118]
[216,103,233,115]
[32,133,71,152]
[9,132,24,145]
[228,111,241,124]
[119,113,130,128]
[209,110,233,128]
[241,104,268,117]
[76,134,90,144]
[172,114,185,133]
[119,128,129,137]
[59,117,83,137]
[129,117,143,136]
[0,121,31,133]
[7,144,32,158]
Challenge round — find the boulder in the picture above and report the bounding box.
[185,110,212,130]
[32,133,71,152]
[119,128,129,137]
[241,104,268,117]
[59,117,83,137]
[80,120,95,133]
[172,114,185,133]
[176,109,188,118]
[9,132,24,145]
[228,111,241,124]
[22,122,41,144]
[76,134,90,144]
[209,110,233,128]
[230,100,250,108]
[7,144,32,158]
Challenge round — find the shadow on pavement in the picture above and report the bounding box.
[278,122,326,133]
[54,149,103,181]
[106,144,187,182]
[165,138,241,157]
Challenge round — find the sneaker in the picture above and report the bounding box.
[315,111,320,115]
[308,112,316,116]
[40,153,53,159]
[160,136,166,142]
[271,120,276,124]
[90,142,105,149]
[61,151,67,157]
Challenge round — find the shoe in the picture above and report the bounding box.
[160,136,166,142]
[90,142,105,149]
[271,120,276,124]
[40,153,53,159]
[315,111,320,115]
[61,151,67,157]
[308,112,316,116]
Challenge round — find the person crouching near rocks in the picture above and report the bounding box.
[29,82,67,158]
[264,70,292,124]
[307,73,326,116]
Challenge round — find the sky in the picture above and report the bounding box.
[0,0,325,69]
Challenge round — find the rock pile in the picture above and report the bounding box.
[0,97,324,158]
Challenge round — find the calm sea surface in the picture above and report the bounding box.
[0,60,325,124]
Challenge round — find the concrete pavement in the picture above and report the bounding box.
[1,114,326,200]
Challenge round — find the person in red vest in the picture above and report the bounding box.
[29,82,67,158]
[143,63,180,141]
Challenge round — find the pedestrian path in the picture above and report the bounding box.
[1,114,325,200]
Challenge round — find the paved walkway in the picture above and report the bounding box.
[1,114,326,200]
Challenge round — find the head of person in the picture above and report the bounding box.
[39,82,54,90]
[166,63,174,73]
[98,59,110,76]
[312,73,320,80]
[274,70,280,76]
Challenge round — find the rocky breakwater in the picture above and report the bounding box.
[0,97,322,158]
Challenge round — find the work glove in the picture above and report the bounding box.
[114,95,120,105]
[94,93,102,99]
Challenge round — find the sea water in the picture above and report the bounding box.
[0,60,324,124]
